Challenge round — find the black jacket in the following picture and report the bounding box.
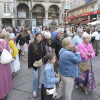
[28,41,46,70]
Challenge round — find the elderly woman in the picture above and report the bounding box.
[56,37,82,100]
[76,32,96,94]
[0,33,13,100]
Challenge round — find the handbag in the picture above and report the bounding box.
[79,60,90,72]
[0,43,13,64]
[46,87,56,95]
[33,43,43,67]
[33,58,42,67]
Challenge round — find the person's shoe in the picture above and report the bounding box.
[83,88,89,95]
[33,92,37,98]
[75,85,79,89]
[38,85,41,90]
[84,89,89,95]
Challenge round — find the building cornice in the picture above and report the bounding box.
[68,0,98,13]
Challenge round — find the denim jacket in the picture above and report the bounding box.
[42,62,58,88]
[59,48,82,78]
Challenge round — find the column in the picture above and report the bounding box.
[30,0,32,29]
[45,10,48,26]
[30,10,32,29]
[12,18,15,27]
[14,0,17,27]
[59,11,62,24]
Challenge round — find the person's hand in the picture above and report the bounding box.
[57,59,59,65]
[58,78,61,82]
[55,74,58,78]
[84,52,91,57]
[87,54,91,58]
[16,33,19,37]
[74,46,78,52]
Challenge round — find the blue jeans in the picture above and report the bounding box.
[32,66,42,92]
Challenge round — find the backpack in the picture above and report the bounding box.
[19,37,25,45]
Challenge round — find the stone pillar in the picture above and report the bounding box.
[30,10,32,29]
[30,0,32,29]
[59,11,62,24]
[45,10,48,26]
[12,18,15,27]
[14,0,17,27]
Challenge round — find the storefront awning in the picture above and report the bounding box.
[67,10,100,20]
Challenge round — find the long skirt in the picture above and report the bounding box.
[11,54,20,73]
[41,84,54,100]
[0,63,13,99]
[76,60,96,91]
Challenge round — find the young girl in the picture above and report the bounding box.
[28,32,46,98]
[41,52,59,100]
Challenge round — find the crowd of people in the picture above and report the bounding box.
[0,23,100,100]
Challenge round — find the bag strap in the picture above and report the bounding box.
[0,45,3,50]
[0,40,6,50]
[59,50,66,58]
[40,42,43,58]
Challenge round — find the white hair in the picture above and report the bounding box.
[82,32,91,39]
[56,28,64,34]
[62,37,72,48]
[77,28,83,33]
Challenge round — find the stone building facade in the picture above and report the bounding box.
[0,0,65,27]
[0,0,15,27]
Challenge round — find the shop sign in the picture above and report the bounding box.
[67,10,100,20]
[18,12,26,18]
[69,3,97,17]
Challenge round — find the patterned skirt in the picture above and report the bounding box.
[76,60,96,91]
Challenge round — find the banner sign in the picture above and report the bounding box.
[67,10,100,20]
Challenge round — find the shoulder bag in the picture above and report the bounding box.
[79,60,90,72]
[33,43,43,67]
[0,41,13,64]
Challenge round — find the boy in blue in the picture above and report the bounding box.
[41,52,59,100]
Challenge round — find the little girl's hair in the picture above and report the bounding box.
[43,52,55,64]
